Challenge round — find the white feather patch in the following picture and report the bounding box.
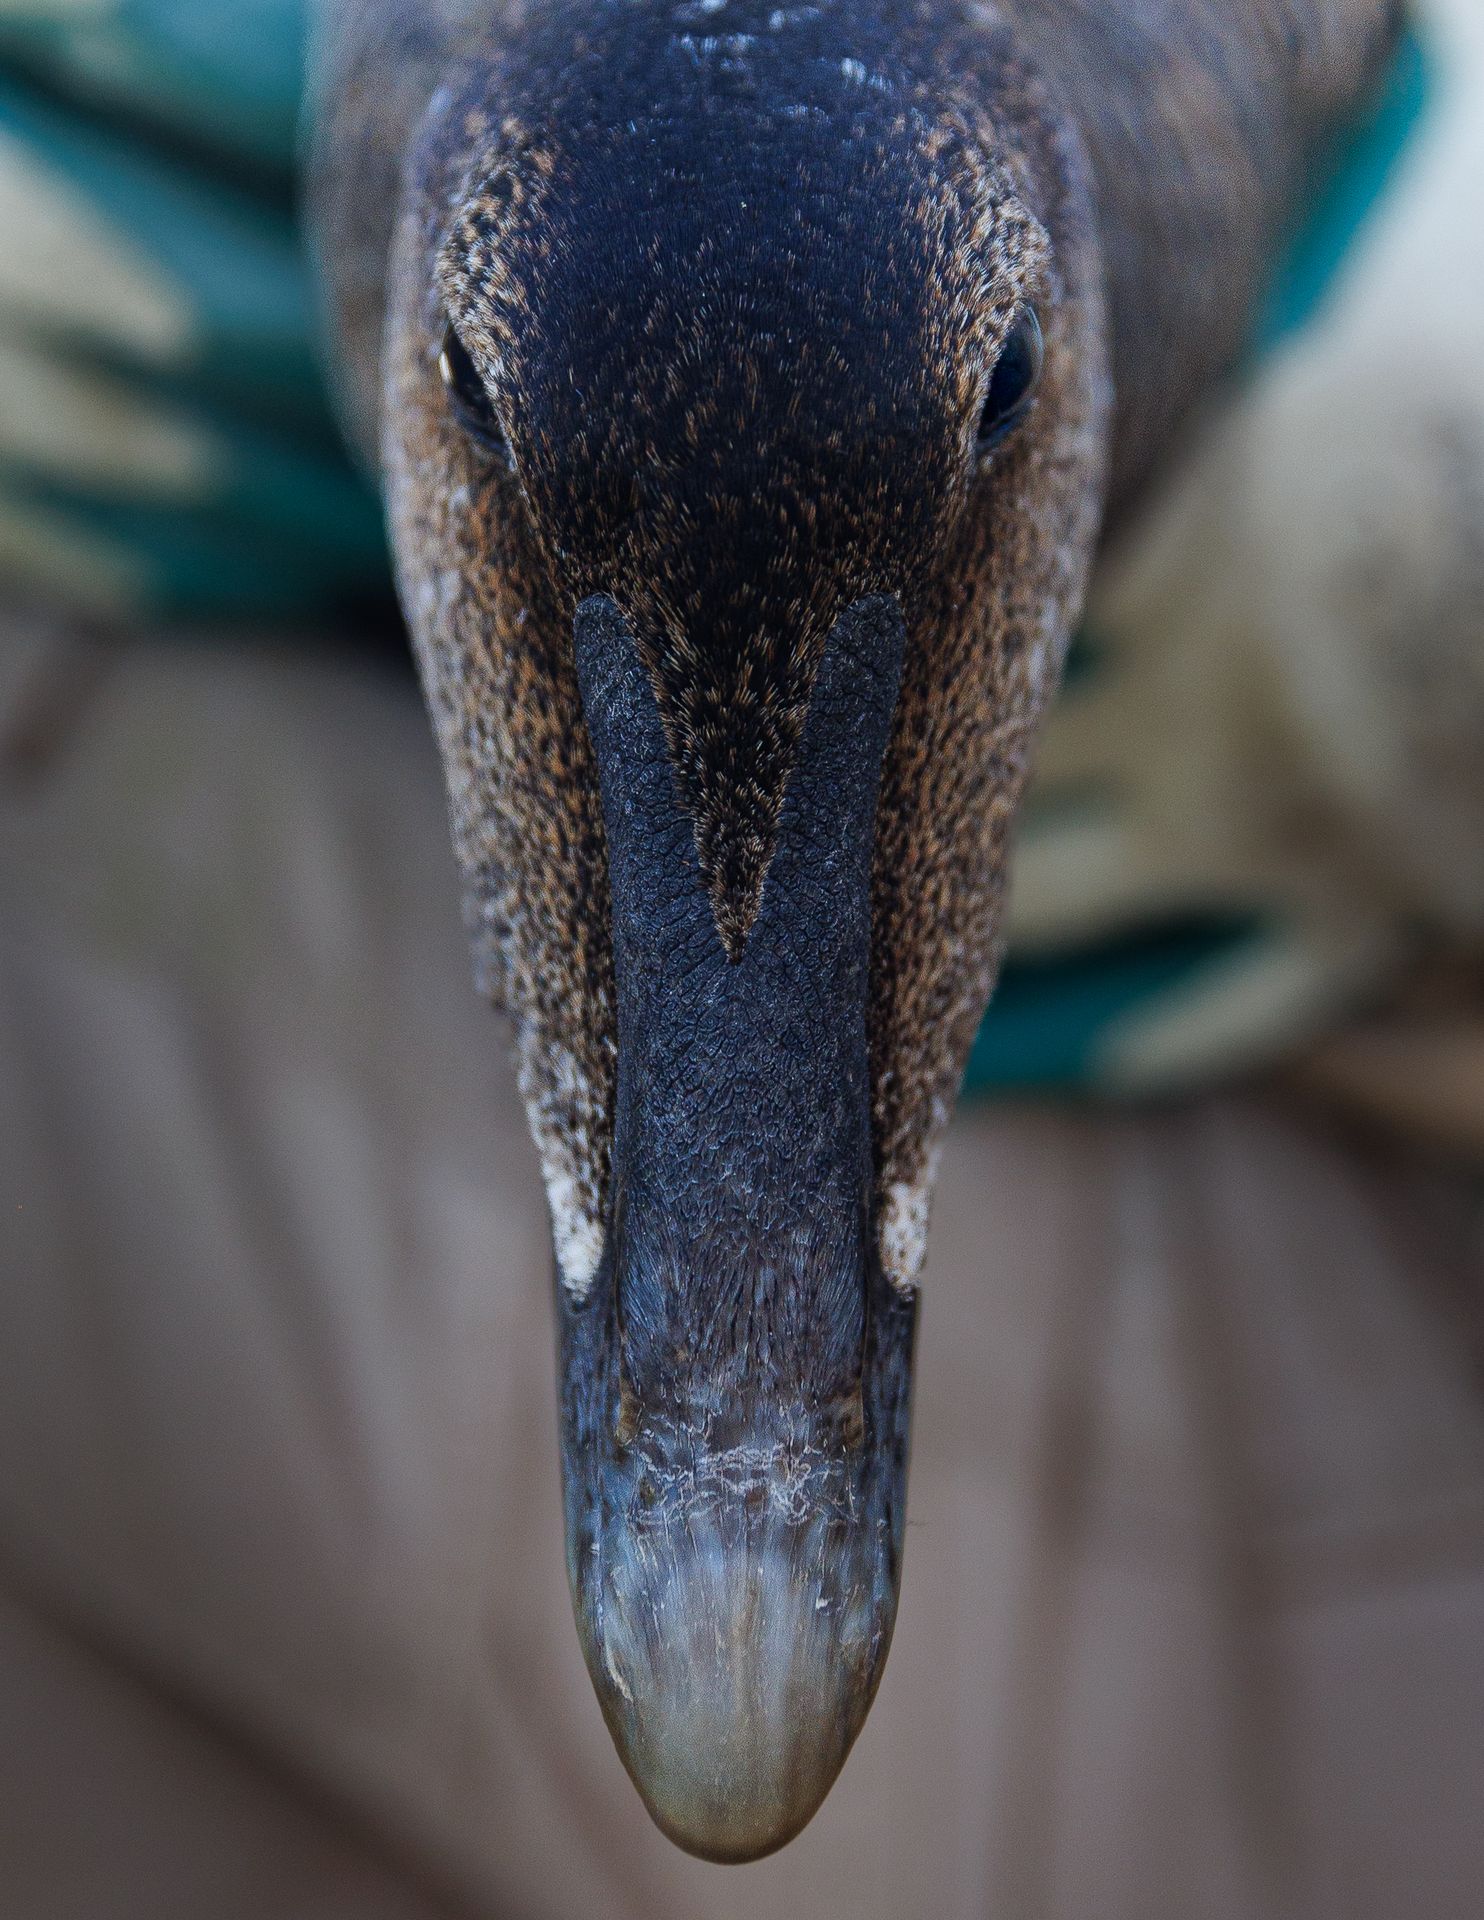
[878,1149,941,1295]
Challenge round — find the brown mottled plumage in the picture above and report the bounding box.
[310,0,1402,1861]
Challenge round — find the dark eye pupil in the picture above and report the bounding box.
[977,307,1044,452]
[439,325,507,457]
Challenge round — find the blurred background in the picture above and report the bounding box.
[1,1,1482,1915]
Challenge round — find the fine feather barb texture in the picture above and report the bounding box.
[307,0,1410,1857]
[312,0,1400,1299]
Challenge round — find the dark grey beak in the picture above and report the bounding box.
[560,592,916,1861]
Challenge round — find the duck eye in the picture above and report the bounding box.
[977,306,1044,455]
[439,324,508,459]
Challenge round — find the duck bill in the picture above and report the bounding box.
[558,1247,916,1863]
[557,592,918,1861]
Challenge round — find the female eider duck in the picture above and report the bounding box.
[310,0,1403,1862]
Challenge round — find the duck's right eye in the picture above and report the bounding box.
[439,325,508,460]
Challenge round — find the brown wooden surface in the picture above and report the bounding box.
[2,629,1482,1919]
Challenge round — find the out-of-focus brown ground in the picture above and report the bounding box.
[1,622,1481,1920]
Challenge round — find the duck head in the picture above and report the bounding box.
[382,0,1108,1862]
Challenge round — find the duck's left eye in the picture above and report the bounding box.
[439,325,508,459]
[977,306,1044,456]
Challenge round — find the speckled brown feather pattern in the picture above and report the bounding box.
[1005,0,1407,516]
[312,0,1401,1295]
[438,96,1054,962]
[307,0,512,465]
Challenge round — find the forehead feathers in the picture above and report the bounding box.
[435,2,1049,952]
